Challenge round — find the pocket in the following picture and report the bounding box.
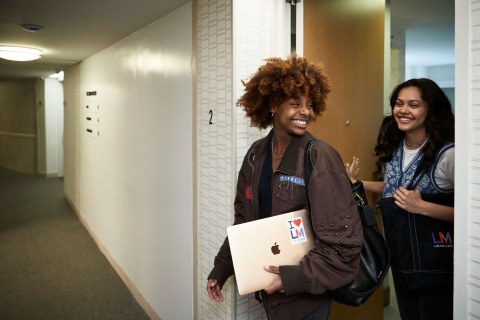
[273,180,307,204]
[378,198,397,230]
[378,197,413,271]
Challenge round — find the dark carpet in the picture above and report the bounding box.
[0,168,150,320]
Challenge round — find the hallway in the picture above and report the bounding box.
[0,168,149,320]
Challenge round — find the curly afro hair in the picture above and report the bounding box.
[236,53,331,129]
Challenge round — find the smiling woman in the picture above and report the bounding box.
[207,53,364,320]
[346,78,455,320]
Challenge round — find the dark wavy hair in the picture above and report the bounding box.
[236,53,331,129]
[375,78,454,169]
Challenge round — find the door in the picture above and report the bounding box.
[303,1,386,319]
[304,0,385,179]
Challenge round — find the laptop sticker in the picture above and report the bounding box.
[287,217,308,244]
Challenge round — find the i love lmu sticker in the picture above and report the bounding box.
[287,217,308,244]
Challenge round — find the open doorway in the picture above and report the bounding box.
[390,0,455,111]
[385,1,455,319]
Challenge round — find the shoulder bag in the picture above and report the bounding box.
[378,154,454,290]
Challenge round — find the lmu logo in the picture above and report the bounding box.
[431,232,453,248]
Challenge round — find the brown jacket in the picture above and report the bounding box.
[208,130,363,319]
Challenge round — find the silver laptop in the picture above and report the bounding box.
[227,209,315,295]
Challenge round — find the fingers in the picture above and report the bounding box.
[264,265,280,274]
[394,189,405,202]
[350,157,359,167]
[263,268,284,294]
[394,188,421,209]
[394,187,409,200]
[207,279,224,302]
[264,283,278,295]
[345,156,360,180]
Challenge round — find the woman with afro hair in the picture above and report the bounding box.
[207,54,364,319]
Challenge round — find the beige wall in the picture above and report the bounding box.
[0,80,37,174]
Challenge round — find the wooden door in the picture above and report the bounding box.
[303,1,386,319]
[304,0,385,185]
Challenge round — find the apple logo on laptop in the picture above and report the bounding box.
[271,242,281,255]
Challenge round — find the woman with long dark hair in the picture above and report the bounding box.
[347,78,455,319]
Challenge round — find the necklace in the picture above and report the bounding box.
[272,150,286,160]
[405,136,427,149]
[272,136,288,160]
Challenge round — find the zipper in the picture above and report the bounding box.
[249,152,258,219]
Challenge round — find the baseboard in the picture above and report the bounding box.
[64,194,160,320]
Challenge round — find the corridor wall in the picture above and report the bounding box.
[63,3,193,319]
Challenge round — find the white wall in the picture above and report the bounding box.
[64,3,193,319]
[63,64,81,209]
[35,78,64,177]
[455,1,474,319]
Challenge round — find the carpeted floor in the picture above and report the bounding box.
[0,168,150,320]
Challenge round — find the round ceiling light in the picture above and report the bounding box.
[20,24,44,33]
[0,46,42,61]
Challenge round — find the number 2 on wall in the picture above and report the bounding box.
[209,110,213,125]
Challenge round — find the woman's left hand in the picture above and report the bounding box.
[263,266,284,294]
[345,156,360,183]
[394,187,423,213]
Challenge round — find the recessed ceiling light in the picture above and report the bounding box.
[0,46,42,61]
[20,24,44,33]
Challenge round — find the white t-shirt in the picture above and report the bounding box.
[402,143,455,189]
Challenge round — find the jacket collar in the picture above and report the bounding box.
[254,129,314,175]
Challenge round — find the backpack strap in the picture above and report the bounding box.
[407,144,444,190]
[304,139,316,187]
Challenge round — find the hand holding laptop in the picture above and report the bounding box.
[208,266,285,301]
[263,266,284,294]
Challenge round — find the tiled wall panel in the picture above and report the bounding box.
[196,0,235,318]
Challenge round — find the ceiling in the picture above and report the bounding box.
[390,0,455,67]
[0,0,190,80]
[0,0,454,81]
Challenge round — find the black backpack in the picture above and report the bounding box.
[304,139,391,306]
